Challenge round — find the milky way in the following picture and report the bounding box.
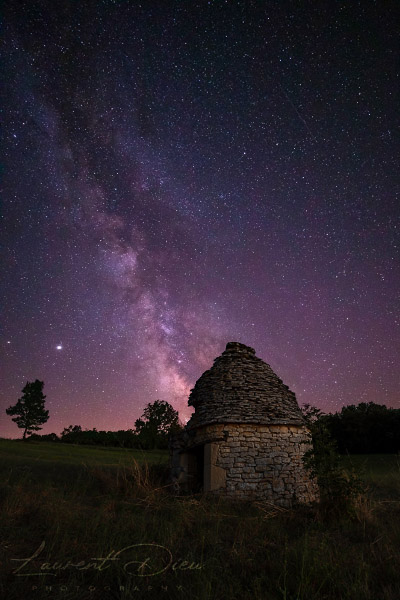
[2,1,399,438]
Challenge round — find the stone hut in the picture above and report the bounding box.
[170,342,318,506]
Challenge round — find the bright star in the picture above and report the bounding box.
[56,345,63,350]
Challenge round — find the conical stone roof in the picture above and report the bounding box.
[186,342,305,429]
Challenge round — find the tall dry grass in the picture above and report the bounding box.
[0,444,399,600]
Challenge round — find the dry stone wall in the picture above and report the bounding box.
[191,423,318,506]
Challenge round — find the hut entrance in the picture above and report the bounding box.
[186,444,204,492]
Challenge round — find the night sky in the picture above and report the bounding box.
[2,1,399,439]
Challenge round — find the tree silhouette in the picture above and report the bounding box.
[6,380,49,439]
[135,400,181,449]
[61,424,82,438]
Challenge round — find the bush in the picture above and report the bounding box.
[302,411,367,520]
[27,433,59,442]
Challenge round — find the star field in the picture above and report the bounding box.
[1,1,399,438]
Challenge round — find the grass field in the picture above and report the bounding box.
[0,439,399,600]
[0,439,168,467]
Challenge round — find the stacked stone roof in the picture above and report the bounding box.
[187,342,305,429]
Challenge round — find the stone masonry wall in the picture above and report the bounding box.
[191,423,318,506]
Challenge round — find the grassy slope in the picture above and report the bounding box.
[0,440,399,600]
[341,454,400,499]
[0,439,168,466]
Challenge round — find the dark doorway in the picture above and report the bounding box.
[187,444,204,492]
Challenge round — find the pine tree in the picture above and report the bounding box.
[6,380,49,439]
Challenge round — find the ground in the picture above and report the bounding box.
[0,439,399,600]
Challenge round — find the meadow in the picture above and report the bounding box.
[0,439,399,600]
